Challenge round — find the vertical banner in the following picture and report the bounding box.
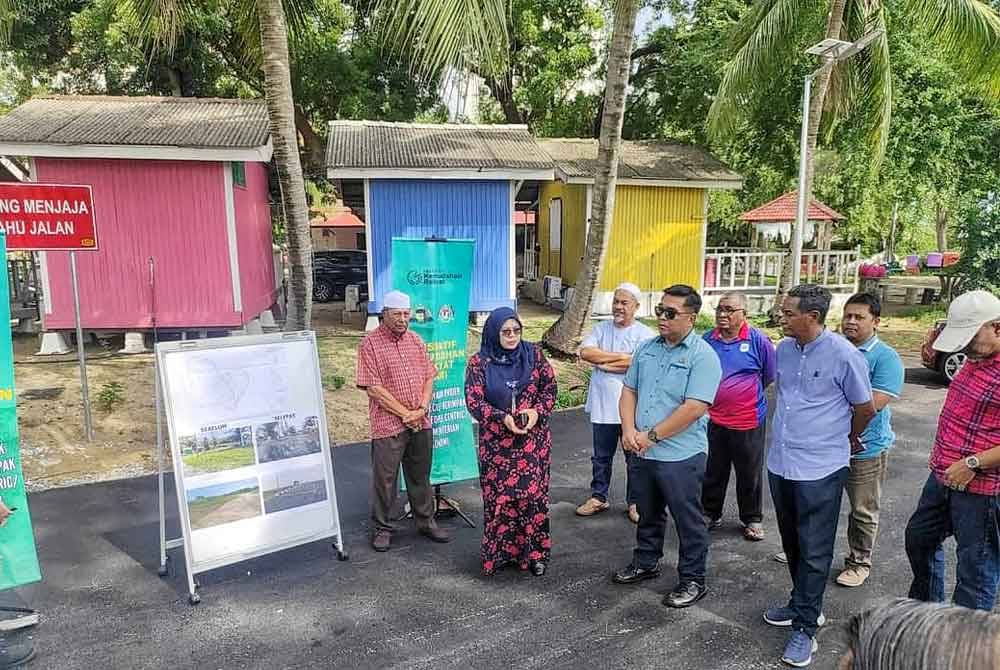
[392,238,479,484]
[0,233,42,590]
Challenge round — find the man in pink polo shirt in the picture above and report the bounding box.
[905,290,1000,610]
[356,290,450,552]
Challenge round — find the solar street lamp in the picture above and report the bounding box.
[790,31,882,286]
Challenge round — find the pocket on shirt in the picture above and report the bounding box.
[656,363,689,401]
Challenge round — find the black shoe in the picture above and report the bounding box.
[530,561,546,576]
[612,562,661,584]
[663,581,708,608]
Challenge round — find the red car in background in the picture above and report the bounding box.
[921,319,967,383]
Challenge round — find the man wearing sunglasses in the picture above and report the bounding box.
[702,293,776,542]
[612,285,722,609]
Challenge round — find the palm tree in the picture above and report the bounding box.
[542,1,641,354]
[709,0,1000,255]
[126,0,315,330]
[379,0,642,355]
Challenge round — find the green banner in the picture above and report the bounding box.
[392,238,479,484]
[0,234,42,591]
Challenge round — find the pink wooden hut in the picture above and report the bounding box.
[0,96,276,346]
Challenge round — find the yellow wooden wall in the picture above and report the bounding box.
[537,181,706,291]
[537,181,588,282]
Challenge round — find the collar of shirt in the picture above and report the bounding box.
[794,327,830,353]
[657,327,699,349]
[857,334,880,352]
[377,323,406,342]
[710,321,750,342]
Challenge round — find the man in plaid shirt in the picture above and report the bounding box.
[905,290,1000,610]
[356,290,450,552]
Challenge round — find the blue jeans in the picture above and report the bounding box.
[905,473,1000,611]
[632,453,709,585]
[590,423,634,504]
[769,467,848,637]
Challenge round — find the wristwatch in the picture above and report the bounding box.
[965,455,981,471]
[646,428,660,444]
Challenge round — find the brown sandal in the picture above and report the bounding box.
[743,523,765,541]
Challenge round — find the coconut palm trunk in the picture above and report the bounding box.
[541,0,641,354]
[258,0,313,330]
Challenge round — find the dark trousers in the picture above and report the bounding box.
[632,453,709,586]
[590,423,635,504]
[702,421,765,524]
[370,428,436,532]
[769,467,848,637]
[905,473,1000,611]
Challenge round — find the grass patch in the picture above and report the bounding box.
[323,372,346,390]
[891,305,947,329]
[182,446,255,473]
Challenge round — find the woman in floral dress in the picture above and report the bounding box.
[465,307,557,576]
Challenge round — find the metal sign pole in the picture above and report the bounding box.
[69,251,93,442]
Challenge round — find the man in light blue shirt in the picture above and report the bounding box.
[764,285,875,668]
[611,285,722,610]
[836,293,904,588]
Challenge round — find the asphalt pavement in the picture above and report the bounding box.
[11,362,960,669]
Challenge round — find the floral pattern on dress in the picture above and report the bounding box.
[465,345,557,574]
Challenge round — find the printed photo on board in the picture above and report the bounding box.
[261,466,327,514]
[186,478,262,530]
[180,425,255,476]
[255,415,322,463]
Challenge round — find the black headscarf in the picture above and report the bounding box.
[480,307,535,412]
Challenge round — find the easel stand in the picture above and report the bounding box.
[154,336,349,607]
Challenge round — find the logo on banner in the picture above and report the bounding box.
[406,269,463,286]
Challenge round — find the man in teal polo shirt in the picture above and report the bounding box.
[612,284,722,609]
[836,292,904,588]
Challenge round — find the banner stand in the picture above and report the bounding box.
[154,334,349,606]
[433,486,475,527]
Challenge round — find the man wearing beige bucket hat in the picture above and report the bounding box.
[905,290,1000,610]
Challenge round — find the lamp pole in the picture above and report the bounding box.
[791,72,814,287]
[791,31,882,288]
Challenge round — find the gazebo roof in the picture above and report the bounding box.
[739,191,845,223]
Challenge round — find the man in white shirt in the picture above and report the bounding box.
[576,282,656,522]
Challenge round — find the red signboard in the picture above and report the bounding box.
[0,183,98,251]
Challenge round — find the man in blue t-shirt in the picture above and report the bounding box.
[836,292,904,588]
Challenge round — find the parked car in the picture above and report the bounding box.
[921,319,967,383]
[312,250,368,303]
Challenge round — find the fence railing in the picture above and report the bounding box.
[521,248,538,280]
[703,247,859,292]
[7,255,39,322]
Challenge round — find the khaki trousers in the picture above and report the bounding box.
[845,451,890,569]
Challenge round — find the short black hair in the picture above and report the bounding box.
[845,292,882,318]
[788,284,832,323]
[663,284,702,313]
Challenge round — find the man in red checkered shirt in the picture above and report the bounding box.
[356,290,450,552]
[905,290,1000,610]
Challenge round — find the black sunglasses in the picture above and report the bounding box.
[654,305,693,320]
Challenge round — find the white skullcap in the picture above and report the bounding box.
[614,282,642,303]
[382,290,411,310]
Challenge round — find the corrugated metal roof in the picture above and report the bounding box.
[0,95,270,149]
[326,120,554,172]
[538,138,743,185]
[740,191,845,222]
